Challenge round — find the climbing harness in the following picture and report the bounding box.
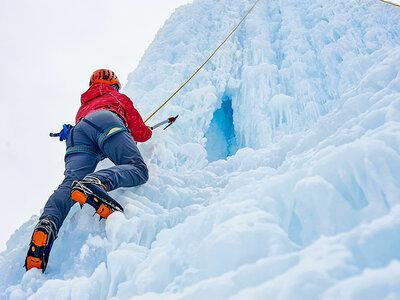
[50,114,176,156]
[378,0,400,8]
[144,0,261,124]
[50,118,128,161]
[65,118,127,161]
[78,118,128,151]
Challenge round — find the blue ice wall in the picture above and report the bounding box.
[3,0,400,299]
[205,96,238,161]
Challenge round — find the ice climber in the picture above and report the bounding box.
[25,69,152,272]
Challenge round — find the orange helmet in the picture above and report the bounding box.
[89,69,121,89]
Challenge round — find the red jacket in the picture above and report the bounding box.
[76,83,152,142]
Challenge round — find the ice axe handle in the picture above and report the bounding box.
[150,115,179,130]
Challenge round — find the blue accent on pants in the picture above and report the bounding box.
[40,110,149,232]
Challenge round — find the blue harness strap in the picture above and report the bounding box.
[65,145,102,161]
[81,118,102,132]
[97,126,127,150]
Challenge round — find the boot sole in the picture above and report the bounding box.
[26,231,48,271]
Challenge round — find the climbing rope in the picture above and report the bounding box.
[144,0,261,123]
[378,0,400,8]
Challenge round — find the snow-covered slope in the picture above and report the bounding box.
[2,0,400,299]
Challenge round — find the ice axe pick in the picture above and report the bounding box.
[150,115,179,130]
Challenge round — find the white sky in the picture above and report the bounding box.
[0,0,193,252]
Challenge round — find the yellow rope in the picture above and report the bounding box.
[378,0,400,8]
[144,0,261,123]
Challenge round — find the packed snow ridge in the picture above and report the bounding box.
[2,0,400,299]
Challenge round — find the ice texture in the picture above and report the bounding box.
[2,0,400,299]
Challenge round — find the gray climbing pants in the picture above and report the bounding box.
[40,110,149,232]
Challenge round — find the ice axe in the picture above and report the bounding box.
[150,115,179,130]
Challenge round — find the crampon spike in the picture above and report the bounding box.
[71,178,123,220]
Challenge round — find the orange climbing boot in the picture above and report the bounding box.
[71,176,123,219]
[25,218,57,272]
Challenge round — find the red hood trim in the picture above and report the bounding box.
[80,82,118,104]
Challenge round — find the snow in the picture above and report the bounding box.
[2,0,400,299]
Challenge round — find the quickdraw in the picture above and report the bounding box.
[49,124,73,141]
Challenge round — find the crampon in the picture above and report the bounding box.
[71,176,124,219]
[25,218,57,272]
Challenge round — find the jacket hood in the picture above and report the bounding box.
[80,83,118,104]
